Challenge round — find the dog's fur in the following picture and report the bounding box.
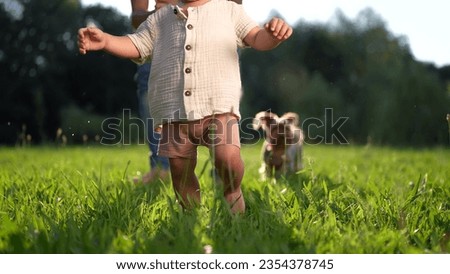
[253,111,304,179]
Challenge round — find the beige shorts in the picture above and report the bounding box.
[158,113,241,159]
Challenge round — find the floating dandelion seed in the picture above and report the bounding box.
[86,18,101,28]
[82,134,88,144]
[56,128,63,137]
[203,245,213,254]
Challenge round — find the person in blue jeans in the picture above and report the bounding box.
[134,63,170,183]
[131,0,171,184]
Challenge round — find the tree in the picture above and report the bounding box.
[240,8,449,146]
[0,0,137,144]
[1,3,448,146]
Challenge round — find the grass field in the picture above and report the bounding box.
[0,144,448,254]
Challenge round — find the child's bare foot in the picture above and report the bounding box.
[133,168,170,185]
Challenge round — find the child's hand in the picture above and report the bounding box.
[77,27,106,55]
[264,18,293,41]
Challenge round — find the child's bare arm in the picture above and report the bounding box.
[131,0,176,29]
[78,27,140,59]
[244,17,293,51]
[131,0,151,29]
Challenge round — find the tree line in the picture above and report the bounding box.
[1,0,449,146]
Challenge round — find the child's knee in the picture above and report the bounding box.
[214,150,242,170]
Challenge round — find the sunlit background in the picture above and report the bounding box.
[81,0,450,67]
[1,0,449,147]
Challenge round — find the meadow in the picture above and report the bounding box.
[0,144,448,254]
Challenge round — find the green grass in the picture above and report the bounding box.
[0,144,449,254]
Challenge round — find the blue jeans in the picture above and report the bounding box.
[136,63,170,170]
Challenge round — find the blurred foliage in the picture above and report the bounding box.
[0,1,449,146]
[241,9,449,146]
[0,0,136,144]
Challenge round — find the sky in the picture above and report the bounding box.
[80,0,450,67]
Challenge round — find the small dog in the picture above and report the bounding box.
[253,111,304,179]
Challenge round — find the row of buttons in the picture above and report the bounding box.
[185,23,193,96]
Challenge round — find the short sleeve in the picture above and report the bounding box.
[127,15,155,64]
[231,3,259,48]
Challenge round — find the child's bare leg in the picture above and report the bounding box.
[169,157,200,210]
[213,145,245,213]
